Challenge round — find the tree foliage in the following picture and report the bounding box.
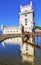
[34,26,41,30]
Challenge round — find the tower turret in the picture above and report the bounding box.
[1,24,4,30]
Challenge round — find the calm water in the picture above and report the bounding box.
[0,42,21,58]
[0,42,41,65]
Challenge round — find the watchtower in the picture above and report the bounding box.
[19,1,34,32]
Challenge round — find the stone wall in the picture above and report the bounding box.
[1,26,22,34]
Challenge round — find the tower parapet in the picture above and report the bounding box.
[30,1,32,6]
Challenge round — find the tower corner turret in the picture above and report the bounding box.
[1,24,4,30]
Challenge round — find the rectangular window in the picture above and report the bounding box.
[25,19,27,25]
[13,31,15,32]
[10,31,12,32]
[25,14,27,17]
[25,10,27,12]
[17,31,18,32]
[7,31,9,32]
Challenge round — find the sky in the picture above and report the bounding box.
[0,0,41,29]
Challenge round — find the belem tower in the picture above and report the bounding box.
[1,1,35,62]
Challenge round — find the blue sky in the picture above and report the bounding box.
[0,0,41,29]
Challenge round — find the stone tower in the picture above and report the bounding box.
[19,1,34,32]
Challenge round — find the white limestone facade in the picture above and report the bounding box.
[1,25,22,47]
[1,25,22,34]
[19,1,34,32]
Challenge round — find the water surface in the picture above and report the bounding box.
[0,42,41,65]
